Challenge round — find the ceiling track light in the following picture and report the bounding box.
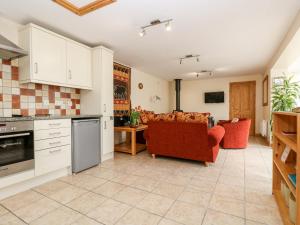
[139,19,173,37]
[195,70,214,78]
[179,54,200,64]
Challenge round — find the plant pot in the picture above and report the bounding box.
[289,193,296,224]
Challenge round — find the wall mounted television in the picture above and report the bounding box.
[204,92,224,103]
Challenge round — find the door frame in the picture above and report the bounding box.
[229,81,256,135]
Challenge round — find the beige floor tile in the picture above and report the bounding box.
[113,187,148,206]
[49,185,87,204]
[158,218,183,225]
[87,199,131,225]
[152,182,185,199]
[188,178,216,193]
[0,190,43,211]
[111,174,140,185]
[30,206,81,225]
[245,178,272,193]
[14,197,60,223]
[218,174,245,186]
[34,180,70,196]
[178,189,211,207]
[214,183,245,200]
[202,209,244,225]
[60,174,107,190]
[71,216,104,225]
[209,194,245,218]
[165,201,206,225]
[246,220,265,225]
[67,192,107,214]
[245,188,276,206]
[84,167,123,180]
[93,181,125,197]
[137,193,174,216]
[0,205,8,216]
[246,202,283,225]
[165,175,191,186]
[115,208,161,225]
[0,212,26,225]
[131,176,159,192]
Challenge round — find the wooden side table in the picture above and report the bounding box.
[114,125,148,155]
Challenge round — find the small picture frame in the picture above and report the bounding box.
[263,75,268,106]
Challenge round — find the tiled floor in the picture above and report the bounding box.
[0,137,282,225]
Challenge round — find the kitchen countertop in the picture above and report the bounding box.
[0,115,102,122]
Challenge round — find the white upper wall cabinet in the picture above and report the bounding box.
[67,41,92,88]
[19,23,92,90]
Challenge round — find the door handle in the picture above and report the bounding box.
[34,63,38,73]
[104,121,107,129]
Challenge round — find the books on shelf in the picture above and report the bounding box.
[288,174,296,187]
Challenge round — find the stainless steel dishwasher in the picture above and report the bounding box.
[72,118,100,173]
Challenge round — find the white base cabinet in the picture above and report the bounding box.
[34,119,71,176]
[19,23,92,89]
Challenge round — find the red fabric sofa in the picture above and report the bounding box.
[218,119,251,149]
[144,121,225,163]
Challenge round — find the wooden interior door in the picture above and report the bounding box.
[229,81,256,136]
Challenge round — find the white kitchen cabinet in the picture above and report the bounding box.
[101,116,114,161]
[19,23,92,89]
[34,119,71,176]
[67,41,92,87]
[81,46,114,161]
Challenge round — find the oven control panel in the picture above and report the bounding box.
[0,121,33,134]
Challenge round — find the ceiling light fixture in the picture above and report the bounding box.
[139,19,173,37]
[179,54,200,64]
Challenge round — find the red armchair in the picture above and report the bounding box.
[144,121,225,164]
[218,119,251,149]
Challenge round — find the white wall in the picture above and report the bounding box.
[170,74,263,134]
[130,68,170,113]
[0,16,23,45]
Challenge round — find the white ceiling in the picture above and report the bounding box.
[0,0,300,80]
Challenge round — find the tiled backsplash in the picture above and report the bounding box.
[0,59,81,117]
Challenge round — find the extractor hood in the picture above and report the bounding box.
[0,34,27,60]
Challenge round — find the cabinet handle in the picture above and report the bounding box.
[34,63,38,73]
[49,132,61,136]
[49,141,61,146]
[104,121,107,129]
[49,123,61,126]
[104,104,106,113]
[68,70,72,79]
[49,149,62,154]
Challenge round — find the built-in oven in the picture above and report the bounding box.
[0,120,34,177]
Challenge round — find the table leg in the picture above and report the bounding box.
[131,130,136,156]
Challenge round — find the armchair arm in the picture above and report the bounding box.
[208,125,225,146]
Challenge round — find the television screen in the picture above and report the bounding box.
[205,92,224,103]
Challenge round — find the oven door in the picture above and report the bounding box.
[0,131,34,177]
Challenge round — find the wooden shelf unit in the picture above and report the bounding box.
[273,112,300,225]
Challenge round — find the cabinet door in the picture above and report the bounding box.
[101,49,113,116]
[67,42,92,88]
[31,27,67,84]
[101,117,114,158]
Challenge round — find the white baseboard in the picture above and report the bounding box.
[101,152,114,162]
[0,168,70,200]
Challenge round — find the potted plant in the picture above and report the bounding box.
[272,75,300,112]
[130,107,140,128]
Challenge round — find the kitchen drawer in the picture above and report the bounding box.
[34,127,71,140]
[35,145,71,176]
[35,136,71,151]
[34,119,71,130]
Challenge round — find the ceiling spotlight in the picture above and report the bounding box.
[139,19,173,37]
[165,22,171,31]
[139,29,146,37]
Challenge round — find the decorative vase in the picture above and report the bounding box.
[129,118,139,128]
[289,193,296,224]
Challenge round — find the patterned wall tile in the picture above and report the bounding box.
[0,59,81,117]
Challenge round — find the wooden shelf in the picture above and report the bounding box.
[272,112,299,225]
[273,158,296,197]
[274,191,294,225]
[274,132,297,152]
